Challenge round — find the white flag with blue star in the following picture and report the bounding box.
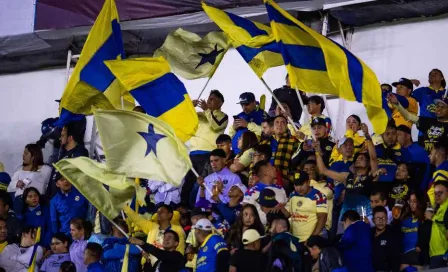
[153,28,230,79]
[94,108,191,186]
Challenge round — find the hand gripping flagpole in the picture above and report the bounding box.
[190,166,214,196]
[196,77,213,100]
[108,218,144,252]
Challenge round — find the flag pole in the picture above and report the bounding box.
[294,86,310,124]
[190,166,214,196]
[196,77,212,100]
[197,44,230,100]
[260,77,299,133]
[109,218,144,252]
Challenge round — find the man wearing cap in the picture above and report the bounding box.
[229,92,268,154]
[298,95,333,139]
[229,229,266,272]
[285,171,328,242]
[397,125,431,190]
[196,149,243,205]
[194,218,229,272]
[184,90,229,206]
[388,78,418,128]
[244,160,288,225]
[391,96,448,152]
[293,117,335,168]
[260,115,299,191]
[214,183,246,226]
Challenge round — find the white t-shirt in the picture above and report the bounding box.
[7,165,52,196]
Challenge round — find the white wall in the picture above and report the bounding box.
[2,14,448,174]
[0,0,34,36]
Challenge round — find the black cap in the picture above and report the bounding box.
[311,117,326,127]
[293,171,310,185]
[392,78,413,91]
[396,125,411,135]
[190,207,211,217]
[237,92,256,105]
[257,188,278,208]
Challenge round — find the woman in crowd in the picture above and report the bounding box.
[0,226,44,271]
[69,218,92,272]
[40,233,71,272]
[225,204,264,253]
[330,115,366,163]
[7,144,52,215]
[230,131,259,179]
[388,163,414,203]
[397,192,431,270]
[315,123,379,219]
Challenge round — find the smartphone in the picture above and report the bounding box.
[233,115,240,120]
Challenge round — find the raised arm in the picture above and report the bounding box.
[388,94,419,123]
[360,124,378,174]
[314,141,349,184]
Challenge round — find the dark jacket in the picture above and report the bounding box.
[318,247,346,272]
[338,221,374,272]
[4,210,21,244]
[268,86,308,123]
[371,226,401,272]
[142,243,184,272]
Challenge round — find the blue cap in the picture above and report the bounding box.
[237,92,256,105]
[257,188,278,208]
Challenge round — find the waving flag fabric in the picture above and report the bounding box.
[202,2,283,77]
[56,0,133,126]
[265,0,388,134]
[93,109,192,185]
[104,57,198,142]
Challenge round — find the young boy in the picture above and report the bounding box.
[367,190,393,227]
[84,242,105,272]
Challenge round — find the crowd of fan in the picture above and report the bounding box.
[0,69,447,272]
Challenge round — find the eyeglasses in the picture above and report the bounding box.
[374,217,386,222]
[434,191,446,197]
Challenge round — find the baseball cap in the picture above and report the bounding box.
[191,207,211,217]
[237,92,256,105]
[337,136,354,148]
[293,171,310,186]
[231,183,248,194]
[434,97,448,106]
[396,125,411,135]
[242,229,263,245]
[311,117,326,127]
[195,198,212,210]
[193,218,213,231]
[257,188,278,208]
[392,78,413,91]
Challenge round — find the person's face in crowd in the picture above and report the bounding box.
[408,194,418,213]
[429,69,444,85]
[216,141,231,156]
[382,127,397,147]
[342,219,352,231]
[0,221,7,243]
[25,190,39,208]
[252,151,266,164]
[70,224,84,240]
[83,249,93,265]
[370,194,387,209]
[242,101,256,114]
[395,163,409,180]
[346,116,361,132]
[307,101,321,115]
[373,211,387,231]
[434,184,448,205]
[242,207,255,227]
[275,103,291,117]
[435,101,448,118]
[381,85,392,92]
[270,219,288,235]
[303,163,317,180]
[312,124,327,139]
[262,122,273,137]
[56,177,72,193]
[273,117,287,135]
[396,85,412,97]
[60,127,69,146]
[429,148,445,166]
[339,140,354,158]
[207,94,222,111]
[263,163,277,181]
[248,174,259,188]
[354,154,368,169]
[307,245,321,259]
[157,207,173,222]
[396,130,411,147]
[228,186,243,199]
[210,155,225,172]
[191,214,207,226]
[0,200,9,218]
[294,181,310,196]
[163,232,179,251]
[22,148,33,166]
[51,237,68,254]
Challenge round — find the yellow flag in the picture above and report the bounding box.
[121,244,130,272]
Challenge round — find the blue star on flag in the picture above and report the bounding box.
[138,124,166,157]
[196,44,224,69]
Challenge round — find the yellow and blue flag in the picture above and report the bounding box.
[93,108,192,185]
[202,2,283,77]
[27,227,41,272]
[265,0,388,134]
[153,28,229,80]
[104,57,198,142]
[56,0,133,126]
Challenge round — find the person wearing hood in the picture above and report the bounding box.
[306,235,346,272]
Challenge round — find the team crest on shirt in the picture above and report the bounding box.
[203,246,208,252]
[223,179,228,185]
[428,126,444,139]
[75,196,80,201]
[326,146,332,151]
[36,211,41,216]
[297,201,303,207]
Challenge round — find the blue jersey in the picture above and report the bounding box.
[196,234,228,272]
[23,205,52,247]
[375,144,403,183]
[328,160,352,200]
[50,188,88,235]
[401,217,419,253]
[232,108,267,153]
[411,86,445,119]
